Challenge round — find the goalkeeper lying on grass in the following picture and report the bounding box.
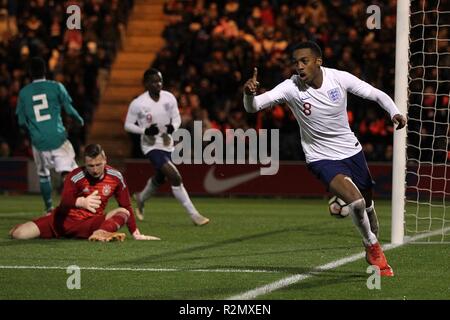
[9,144,160,242]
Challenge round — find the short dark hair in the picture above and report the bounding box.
[84,144,105,158]
[291,41,322,58]
[143,68,162,85]
[29,57,46,79]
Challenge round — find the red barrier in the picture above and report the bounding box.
[0,158,28,191]
[2,158,447,199]
[124,160,395,198]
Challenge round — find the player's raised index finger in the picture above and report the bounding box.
[91,190,98,196]
[252,67,258,81]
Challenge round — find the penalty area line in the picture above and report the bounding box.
[227,226,450,300]
[0,265,280,274]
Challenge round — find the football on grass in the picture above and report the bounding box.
[328,196,349,218]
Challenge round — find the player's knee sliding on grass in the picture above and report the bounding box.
[9,221,40,240]
[125,68,209,226]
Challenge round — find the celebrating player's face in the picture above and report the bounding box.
[292,48,321,84]
[145,73,163,95]
[85,154,107,179]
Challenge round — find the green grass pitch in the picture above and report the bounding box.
[0,195,449,300]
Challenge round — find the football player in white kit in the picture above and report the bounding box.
[243,41,406,277]
[125,68,209,226]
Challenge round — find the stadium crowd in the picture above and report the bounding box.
[0,0,447,163]
[152,0,402,161]
[0,0,133,157]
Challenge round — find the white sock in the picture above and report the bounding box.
[140,178,160,202]
[348,199,378,246]
[171,184,199,216]
[366,200,375,213]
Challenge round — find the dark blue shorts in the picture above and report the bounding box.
[145,149,172,170]
[307,151,375,191]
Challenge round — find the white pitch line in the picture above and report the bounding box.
[0,212,37,217]
[227,226,450,300]
[0,265,279,274]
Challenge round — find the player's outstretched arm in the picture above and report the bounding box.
[243,67,262,113]
[369,86,407,130]
[243,67,287,114]
[392,114,407,130]
[337,70,407,131]
[244,67,260,95]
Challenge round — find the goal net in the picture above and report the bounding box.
[404,0,450,242]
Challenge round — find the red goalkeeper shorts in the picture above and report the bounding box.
[34,212,105,239]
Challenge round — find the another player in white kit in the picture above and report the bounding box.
[124,68,209,226]
[243,41,406,277]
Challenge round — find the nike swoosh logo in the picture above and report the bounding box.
[203,166,261,194]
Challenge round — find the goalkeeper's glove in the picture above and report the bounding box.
[144,123,159,136]
[165,123,175,134]
[75,190,101,213]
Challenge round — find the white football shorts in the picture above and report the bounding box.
[32,140,78,177]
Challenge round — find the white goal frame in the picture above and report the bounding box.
[391,0,410,244]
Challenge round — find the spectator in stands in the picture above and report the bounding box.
[151,0,401,162]
[0,137,10,157]
[1,0,132,158]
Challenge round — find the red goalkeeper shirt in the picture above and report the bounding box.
[55,165,137,234]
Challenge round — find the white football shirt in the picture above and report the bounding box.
[124,90,181,154]
[244,66,400,163]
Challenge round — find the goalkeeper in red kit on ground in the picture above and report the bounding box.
[9,144,160,242]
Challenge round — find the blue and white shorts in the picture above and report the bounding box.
[307,151,375,191]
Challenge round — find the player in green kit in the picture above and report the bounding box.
[16,57,84,213]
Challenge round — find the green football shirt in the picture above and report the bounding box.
[16,79,84,151]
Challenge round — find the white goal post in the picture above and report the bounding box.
[392,0,450,244]
[391,0,409,244]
